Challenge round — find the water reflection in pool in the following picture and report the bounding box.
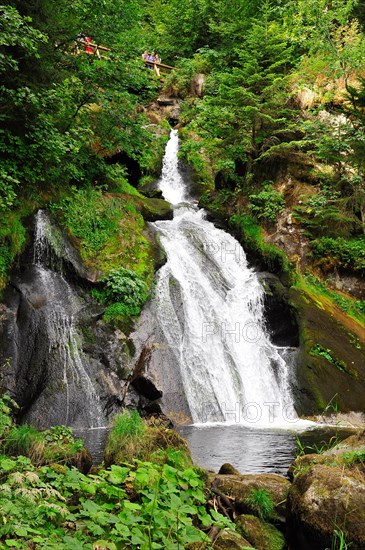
[178,425,354,476]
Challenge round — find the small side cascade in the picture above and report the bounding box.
[29,210,105,428]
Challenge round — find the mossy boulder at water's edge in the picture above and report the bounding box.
[287,464,365,550]
[289,287,365,414]
[209,473,290,520]
[235,514,285,550]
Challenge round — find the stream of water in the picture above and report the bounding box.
[154,130,307,428]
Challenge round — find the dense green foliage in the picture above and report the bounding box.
[52,187,124,256]
[310,236,365,274]
[0,399,234,549]
[249,184,286,223]
[1,2,364,547]
[0,453,230,549]
[1,0,364,303]
[102,268,149,310]
[0,396,87,468]
[0,0,163,290]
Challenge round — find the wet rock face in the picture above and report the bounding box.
[130,286,192,422]
[0,211,130,429]
[258,272,299,347]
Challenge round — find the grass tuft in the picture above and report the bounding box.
[245,488,275,520]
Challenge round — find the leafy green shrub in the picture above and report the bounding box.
[0,172,18,210]
[249,184,285,223]
[101,267,149,312]
[245,488,275,520]
[307,186,341,209]
[310,236,365,273]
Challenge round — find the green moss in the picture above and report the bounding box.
[229,213,291,278]
[235,514,285,550]
[310,344,356,377]
[288,283,365,414]
[299,272,365,325]
[51,188,156,286]
[310,236,365,274]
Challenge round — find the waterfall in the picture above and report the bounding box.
[31,210,105,428]
[153,130,298,426]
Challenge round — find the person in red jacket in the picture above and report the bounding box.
[84,36,93,53]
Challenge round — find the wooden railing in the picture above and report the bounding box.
[144,61,175,77]
[73,41,175,76]
[75,39,111,59]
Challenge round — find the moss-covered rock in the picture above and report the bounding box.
[289,287,365,414]
[186,528,253,549]
[218,463,241,475]
[288,429,365,549]
[214,528,254,549]
[287,463,365,550]
[210,473,290,520]
[290,429,365,479]
[134,195,173,222]
[104,414,193,468]
[235,514,285,550]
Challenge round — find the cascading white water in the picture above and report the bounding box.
[153,130,298,426]
[33,210,105,428]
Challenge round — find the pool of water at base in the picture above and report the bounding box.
[178,425,355,476]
